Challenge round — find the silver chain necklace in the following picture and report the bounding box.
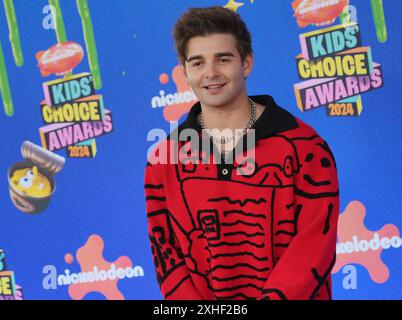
[199,98,256,144]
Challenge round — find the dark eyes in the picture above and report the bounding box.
[191,58,230,67]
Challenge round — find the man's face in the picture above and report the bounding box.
[182,33,253,109]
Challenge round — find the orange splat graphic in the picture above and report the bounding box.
[68,234,132,300]
[333,201,399,283]
[64,253,74,265]
[159,73,169,85]
[163,65,198,122]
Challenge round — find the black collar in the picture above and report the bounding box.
[178,94,299,141]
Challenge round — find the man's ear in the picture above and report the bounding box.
[243,53,254,79]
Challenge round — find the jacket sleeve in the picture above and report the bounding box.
[144,162,203,300]
[259,140,340,300]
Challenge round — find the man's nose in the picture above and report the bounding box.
[204,61,220,79]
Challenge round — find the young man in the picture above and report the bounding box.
[144,6,339,300]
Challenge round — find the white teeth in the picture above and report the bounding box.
[206,84,224,89]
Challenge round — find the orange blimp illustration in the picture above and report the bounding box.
[36,41,84,77]
[8,141,65,214]
[292,0,349,27]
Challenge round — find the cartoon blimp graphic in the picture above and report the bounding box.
[36,41,84,77]
[292,0,349,27]
[8,141,65,214]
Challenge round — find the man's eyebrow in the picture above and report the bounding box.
[215,52,235,58]
[186,52,235,63]
[186,55,203,63]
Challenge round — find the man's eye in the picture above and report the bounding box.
[192,62,202,67]
[219,58,229,63]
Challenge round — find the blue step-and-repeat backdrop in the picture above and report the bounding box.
[0,0,401,300]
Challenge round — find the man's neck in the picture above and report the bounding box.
[199,94,265,132]
[200,94,251,132]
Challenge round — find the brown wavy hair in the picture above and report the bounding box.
[173,6,253,65]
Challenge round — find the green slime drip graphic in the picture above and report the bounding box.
[4,0,23,66]
[371,0,387,43]
[48,0,67,43]
[1,0,24,116]
[0,41,13,116]
[77,0,102,89]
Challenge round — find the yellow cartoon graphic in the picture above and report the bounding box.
[11,166,52,198]
[8,141,65,214]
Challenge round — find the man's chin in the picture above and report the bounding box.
[199,96,231,108]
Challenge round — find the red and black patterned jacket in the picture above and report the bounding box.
[144,95,339,300]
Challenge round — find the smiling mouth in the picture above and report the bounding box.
[203,83,226,90]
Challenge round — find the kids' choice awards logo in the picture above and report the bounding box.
[291,1,384,117]
[36,42,113,159]
[151,64,198,123]
[42,234,145,300]
[0,249,23,300]
[37,0,109,158]
[333,201,401,289]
